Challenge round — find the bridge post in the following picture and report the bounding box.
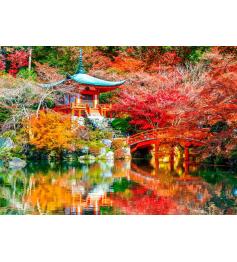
[154,142,159,159]
[170,145,175,171]
[154,142,160,175]
[155,157,159,175]
[184,145,190,162]
[184,145,190,176]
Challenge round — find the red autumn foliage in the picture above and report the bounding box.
[84,51,113,71]
[0,58,5,71]
[111,47,237,156]
[110,55,144,73]
[113,86,187,130]
[86,51,144,73]
[7,50,29,76]
[160,51,182,65]
[188,49,237,155]
[112,64,188,130]
[87,49,182,74]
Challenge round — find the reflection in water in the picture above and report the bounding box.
[0,158,236,215]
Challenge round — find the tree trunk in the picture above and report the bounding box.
[28,47,32,71]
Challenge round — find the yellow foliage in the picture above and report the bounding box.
[25,111,76,152]
[112,138,127,150]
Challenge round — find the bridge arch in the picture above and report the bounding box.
[127,128,209,161]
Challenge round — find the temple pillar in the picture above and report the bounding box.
[94,94,98,108]
[94,200,99,215]
[75,94,81,105]
[78,94,81,104]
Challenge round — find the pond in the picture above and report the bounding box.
[0,159,237,215]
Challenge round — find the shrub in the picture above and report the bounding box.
[0,107,11,124]
[89,129,112,141]
[17,68,37,81]
[112,138,127,150]
[111,117,133,134]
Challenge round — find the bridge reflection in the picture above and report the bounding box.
[131,161,209,190]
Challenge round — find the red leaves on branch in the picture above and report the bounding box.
[111,47,237,156]
[84,51,113,71]
[191,49,237,128]
[0,59,5,71]
[7,50,29,76]
[86,51,144,73]
[112,66,188,131]
[113,86,187,130]
[110,56,143,73]
[160,52,182,66]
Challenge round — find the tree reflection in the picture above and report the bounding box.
[0,158,236,215]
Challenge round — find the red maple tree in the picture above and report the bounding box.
[7,50,29,76]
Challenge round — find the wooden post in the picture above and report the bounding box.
[184,145,190,176]
[184,145,189,162]
[154,142,159,159]
[94,200,99,215]
[170,145,175,171]
[94,94,98,108]
[75,96,79,106]
[78,94,81,104]
[155,157,159,175]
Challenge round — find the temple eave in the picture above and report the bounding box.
[69,74,125,87]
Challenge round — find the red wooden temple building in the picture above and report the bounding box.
[41,49,125,119]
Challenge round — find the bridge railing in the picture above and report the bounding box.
[127,127,210,146]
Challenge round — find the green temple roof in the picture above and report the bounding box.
[40,49,126,88]
[70,73,125,87]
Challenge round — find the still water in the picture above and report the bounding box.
[0,159,237,215]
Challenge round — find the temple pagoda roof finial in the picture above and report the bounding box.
[76,48,86,74]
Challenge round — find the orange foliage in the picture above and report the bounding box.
[110,56,143,73]
[85,53,143,74]
[26,111,76,152]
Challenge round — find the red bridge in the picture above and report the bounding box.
[127,128,210,160]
